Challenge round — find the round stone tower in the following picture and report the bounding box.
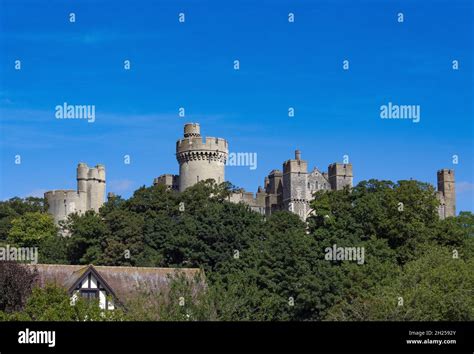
[77,163,88,196]
[176,123,228,192]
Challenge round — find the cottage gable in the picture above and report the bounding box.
[69,265,116,310]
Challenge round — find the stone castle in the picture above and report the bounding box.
[45,163,106,224]
[45,123,456,223]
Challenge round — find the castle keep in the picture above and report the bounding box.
[176,123,228,192]
[152,122,229,192]
[45,123,456,223]
[45,163,105,224]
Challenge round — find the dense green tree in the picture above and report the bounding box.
[326,246,474,321]
[254,212,322,320]
[1,284,124,321]
[309,180,449,264]
[64,211,107,264]
[0,197,45,242]
[7,212,57,248]
[101,209,145,265]
[127,181,264,271]
[455,211,474,236]
[38,235,69,264]
[125,272,214,321]
[9,178,468,322]
[306,179,472,320]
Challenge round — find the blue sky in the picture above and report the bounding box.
[0,0,473,213]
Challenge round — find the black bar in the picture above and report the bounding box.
[0,321,472,353]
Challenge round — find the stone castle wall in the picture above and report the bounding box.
[44,190,84,224]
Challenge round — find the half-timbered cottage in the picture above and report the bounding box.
[30,264,203,310]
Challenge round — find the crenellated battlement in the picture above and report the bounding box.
[228,188,266,215]
[45,190,80,199]
[328,163,353,190]
[283,159,308,174]
[437,169,455,184]
[153,174,179,191]
[78,163,105,183]
[176,136,228,154]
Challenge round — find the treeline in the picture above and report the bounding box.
[0,179,473,320]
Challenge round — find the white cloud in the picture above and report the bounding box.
[108,179,134,193]
[457,181,474,194]
[24,189,47,198]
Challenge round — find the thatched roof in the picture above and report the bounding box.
[29,264,204,302]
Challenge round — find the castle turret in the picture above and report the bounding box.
[183,123,201,138]
[328,163,353,190]
[295,149,302,161]
[76,163,88,212]
[282,150,309,219]
[87,166,100,212]
[96,164,106,211]
[176,123,228,192]
[437,169,455,219]
[77,163,88,194]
